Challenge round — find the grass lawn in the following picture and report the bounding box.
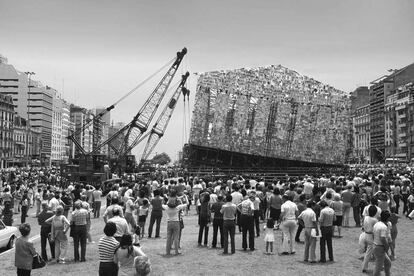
[1,206,413,276]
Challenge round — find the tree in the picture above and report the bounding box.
[150,152,171,165]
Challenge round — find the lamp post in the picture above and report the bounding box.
[25,71,35,167]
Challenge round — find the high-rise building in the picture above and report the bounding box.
[0,56,53,166]
[62,100,71,163]
[95,107,111,126]
[0,94,14,168]
[70,105,94,157]
[350,87,370,163]
[370,62,414,163]
[51,89,64,165]
[108,122,125,158]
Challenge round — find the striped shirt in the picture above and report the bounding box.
[98,236,119,262]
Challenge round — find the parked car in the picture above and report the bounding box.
[0,219,19,249]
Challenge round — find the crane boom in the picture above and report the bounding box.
[140,72,190,163]
[89,47,187,156]
[116,48,187,156]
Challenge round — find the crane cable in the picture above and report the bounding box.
[112,57,175,107]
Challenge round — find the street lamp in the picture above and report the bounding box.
[25,71,35,167]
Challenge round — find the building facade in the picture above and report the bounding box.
[0,94,14,168]
[51,89,64,165]
[12,115,42,166]
[352,104,370,163]
[70,105,94,158]
[370,62,414,163]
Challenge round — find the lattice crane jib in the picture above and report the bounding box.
[140,72,190,162]
[118,48,187,156]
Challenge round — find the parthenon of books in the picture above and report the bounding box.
[189,65,351,165]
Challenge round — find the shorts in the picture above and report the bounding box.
[334,215,342,226]
[138,215,147,223]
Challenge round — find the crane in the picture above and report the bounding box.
[66,47,187,176]
[88,47,187,157]
[139,71,190,164]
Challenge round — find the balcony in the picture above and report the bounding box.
[395,104,407,111]
[398,132,407,138]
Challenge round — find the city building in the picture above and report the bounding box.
[369,62,414,163]
[350,86,370,163]
[0,55,53,166]
[108,122,125,159]
[61,100,71,163]
[353,104,370,163]
[70,105,94,158]
[0,94,14,168]
[51,89,64,165]
[12,115,42,166]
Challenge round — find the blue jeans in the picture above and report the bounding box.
[73,225,87,261]
[166,221,180,254]
[304,228,317,262]
[373,245,391,276]
[148,211,162,237]
[240,214,254,250]
[320,226,333,261]
[223,220,235,254]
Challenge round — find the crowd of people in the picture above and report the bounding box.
[1,166,414,276]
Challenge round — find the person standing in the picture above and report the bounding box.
[237,192,255,251]
[220,195,237,254]
[351,186,362,227]
[20,192,29,224]
[298,201,319,263]
[280,194,299,255]
[198,193,211,246]
[108,207,130,242]
[251,192,261,237]
[372,210,392,276]
[15,223,36,276]
[319,200,335,263]
[341,185,354,228]
[50,206,70,264]
[268,188,283,227]
[98,222,119,276]
[211,195,224,248]
[331,194,344,237]
[148,189,163,238]
[162,197,187,255]
[71,200,89,262]
[231,187,243,233]
[92,188,103,218]
[362,205,379,273]
[37,203,55,262]
[295,194,307,243]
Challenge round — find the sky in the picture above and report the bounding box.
[1,0,413,161]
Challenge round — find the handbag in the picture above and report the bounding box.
[32,254,46,269]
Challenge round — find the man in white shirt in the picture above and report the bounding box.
[108,207,130,242]
[372,210,391,276]
[48,193,60,213]
[362,205,378,272]
[231,187,243,233]
[298,201,318,263]
[280,194,299,255]
[303,179,314,200]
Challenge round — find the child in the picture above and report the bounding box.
[264,219,275,254]
[138,199,150,238]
